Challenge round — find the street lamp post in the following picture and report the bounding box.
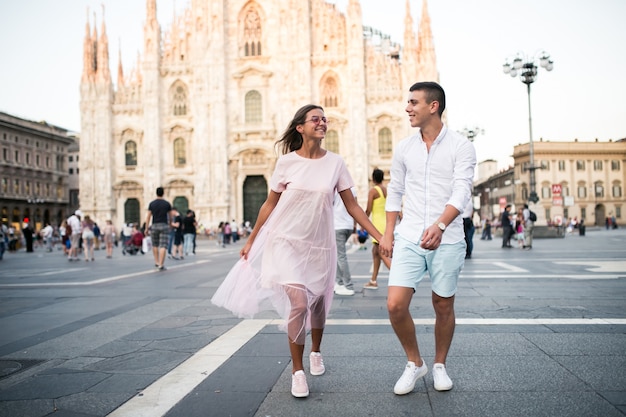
[503,51,554,204]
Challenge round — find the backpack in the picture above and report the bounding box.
[529,210,537,222]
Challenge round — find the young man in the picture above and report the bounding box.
[145,187,174,271]
[380,82,476,395]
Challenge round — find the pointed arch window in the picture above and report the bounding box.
[378,128,392,157]
[325,130,339,154]
[171,83,188,116]
[242,7,262,56]
[322,78,339,108]
[125,141,137,166]
[174,138,186,167]
[245,90,262,124]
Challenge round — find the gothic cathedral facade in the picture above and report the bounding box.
[79,0,439,228]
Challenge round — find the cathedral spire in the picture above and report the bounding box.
[117,41,125,87]
[403,0,416,49]
[416,0,438,81]
[144,0,161,60]
[82,7,95,83]
[96,4,111,83]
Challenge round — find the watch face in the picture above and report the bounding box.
[438,222,446,231]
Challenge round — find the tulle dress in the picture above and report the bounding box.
[211,151,354,342]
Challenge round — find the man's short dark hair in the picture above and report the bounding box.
[156,187,164,197]
[409,81,446,117]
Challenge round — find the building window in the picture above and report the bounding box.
[378,128,393,157]
[2,148,7,161]
[171,83,188,116]
[540,160,550,170]
[613,184,622,198]
[174,138,186,167]
[69,168,74,174]
[245,90,262,123]
[617,206,622,218]
[46,156,50,167]
[593,160,603,171]
[14,150,19,163]
[521,187,528,201]
[324,130,339,153]
[36,155,40,166]
[558,160,566,171]
[562,185,570,196]
[611,160,620,171]
[541,186,551,199]
[576,160,585,170]
[242,7,262,57]
[26,153,30,164]
[581,207,586,220]
[321,77,339,108]
[69,156,73,162]
[125,141,138,166]
[594,182,604,198]
[577,185,587,198]
[13,179,19,194]
[1,178,6,194]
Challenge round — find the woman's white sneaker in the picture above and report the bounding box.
[432,363,453,391]
[291,370,309,398]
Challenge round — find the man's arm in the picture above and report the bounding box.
[144,211,153,235]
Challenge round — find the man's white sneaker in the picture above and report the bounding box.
[334,285,355,296]
[432,363,453,391]
[393,361,428,395]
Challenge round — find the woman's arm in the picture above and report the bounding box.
[240,190,281,259]
[340,188,383,242]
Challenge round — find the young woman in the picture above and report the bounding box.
[81,215,95,261]
[364,168,392,289]
[103,220,116,258]
[212,104,383,398]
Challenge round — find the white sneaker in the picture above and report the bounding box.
[291,370,309,398]
[394,361,428,395]
[309,352,325,376]
[334,285,355,296]
[432,363,453,391]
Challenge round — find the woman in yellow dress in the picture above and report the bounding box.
[365,168,392,289]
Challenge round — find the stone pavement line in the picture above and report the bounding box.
[326,318,626,325]
[107,318,274,417]
[0,260,211,288]
[106,317,626,417]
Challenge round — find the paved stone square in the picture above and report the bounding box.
[0,228,624,416]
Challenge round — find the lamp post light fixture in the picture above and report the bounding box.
[461,127,484,142]
[503,51,554,204]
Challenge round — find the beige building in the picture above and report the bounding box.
[0,112,75,230]
[512,138,626,226]
[79,0,440,228]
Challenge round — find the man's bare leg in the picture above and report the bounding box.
[387,286,424,366]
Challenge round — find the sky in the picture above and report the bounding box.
[1,0,625,169]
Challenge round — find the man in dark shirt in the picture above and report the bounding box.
[145,187,174,270]
[501,204,513,248]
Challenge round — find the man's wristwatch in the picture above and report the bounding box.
[435,222,446,232]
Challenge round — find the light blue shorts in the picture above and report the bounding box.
[388,234,466,297]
